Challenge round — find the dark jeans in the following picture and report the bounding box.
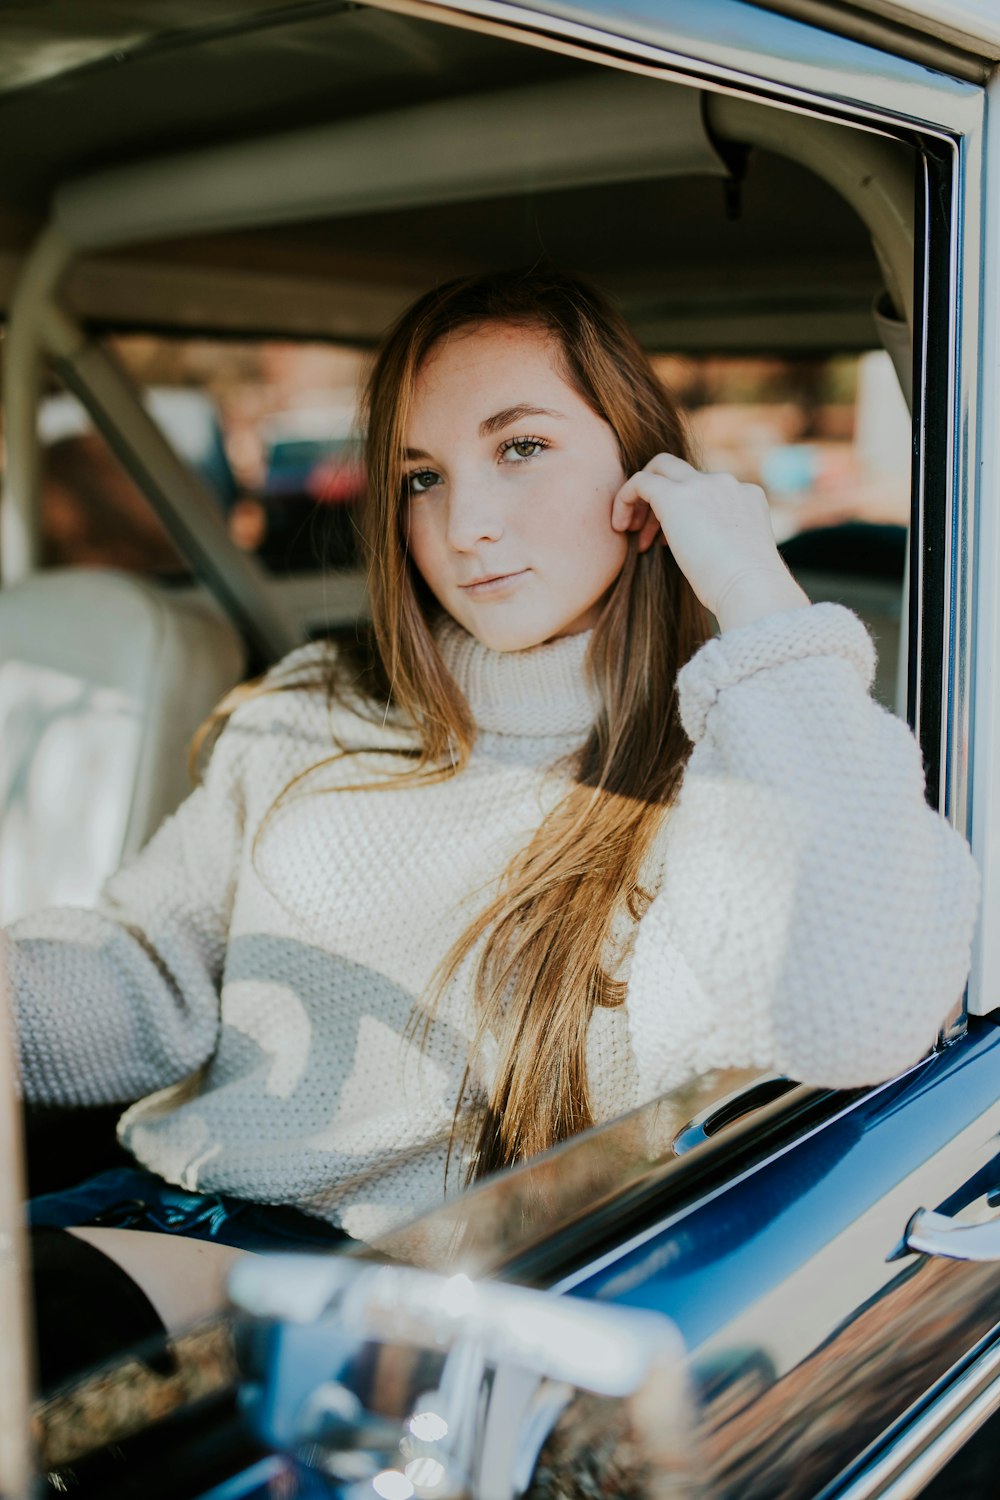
[29,1167,353,1393]
[29,1165,353,1251]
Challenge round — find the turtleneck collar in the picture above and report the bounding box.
[435,617,597,740]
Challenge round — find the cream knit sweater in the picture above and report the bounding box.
[7,604,978,1243]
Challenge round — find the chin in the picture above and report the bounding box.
[460,613,580,653]
[464,625,544,653]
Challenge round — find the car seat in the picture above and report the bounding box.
[0,568,246,924]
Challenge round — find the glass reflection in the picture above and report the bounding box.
[369,1068,791,1275]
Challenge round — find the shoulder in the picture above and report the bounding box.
[263,638,340,690]
[209,635,414,781]
[224,639,340,742]
[197,640,347,793]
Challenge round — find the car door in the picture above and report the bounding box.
[226,4,1000,1497]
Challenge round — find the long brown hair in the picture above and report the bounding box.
[362,267,709,1179]
[202,267,710,1181]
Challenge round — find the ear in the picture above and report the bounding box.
[635,511,662,553]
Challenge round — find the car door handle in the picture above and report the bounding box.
[898,1207,1000,1262]
[672,1073,797,1156]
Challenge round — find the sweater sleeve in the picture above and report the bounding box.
[3,710,251,1108]
[626,603,980,1100]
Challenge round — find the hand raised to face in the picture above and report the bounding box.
[611,453,809,633]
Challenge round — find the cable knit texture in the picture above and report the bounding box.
[5,604,978,1243]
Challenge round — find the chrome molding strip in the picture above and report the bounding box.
[821,1331,1000,1500]
[965,72,1000,1017]
[908,148,931,761]
[751,0,991,80]
[361,0,982,134]
[945,124,975,837]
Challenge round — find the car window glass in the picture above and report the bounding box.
[20,337,909,714]
[21,334,368,581]
[664,348,911,712]
[367,1067,807,1275]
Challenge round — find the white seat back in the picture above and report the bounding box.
[0,569,246,922]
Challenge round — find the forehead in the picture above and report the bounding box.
[409,322,581,422]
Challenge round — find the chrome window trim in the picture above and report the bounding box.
[966,73,1000,1017]
[750,0,993,80]
[944,127,973,836]
[361,0,982,131]
[360,0,987,1005]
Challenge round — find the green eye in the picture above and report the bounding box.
[500,436,548,462]
[407,469,440,495]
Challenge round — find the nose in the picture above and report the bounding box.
[445,476,505,552]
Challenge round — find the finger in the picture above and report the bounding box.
[614,460,693,521]
[613,471,666,551]
[612,468,671,526]
[610,480,652,534]
[644,452,698,481]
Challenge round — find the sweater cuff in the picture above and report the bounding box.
[677,602,877,743]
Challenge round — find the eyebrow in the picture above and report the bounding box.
[403,405,566,462]
[479,404,566,438]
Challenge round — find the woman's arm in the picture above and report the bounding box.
[625,603,979,1099]
[3,716,249,1108]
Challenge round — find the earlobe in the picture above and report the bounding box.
[635,516,662,553]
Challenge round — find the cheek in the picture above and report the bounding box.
[405,506,439,582]
[571,474,627,554]
[576,523,629,584]
[538,484,626,596]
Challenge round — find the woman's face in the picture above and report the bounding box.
[403,322,629,652]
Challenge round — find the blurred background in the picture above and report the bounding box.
[5,332,910,584]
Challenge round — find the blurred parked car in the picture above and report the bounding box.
[258,407,365,571]
[1,0,999,1497]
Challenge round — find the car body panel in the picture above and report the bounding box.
[224,1027,1000,1498]
[567,1022,1000,1493]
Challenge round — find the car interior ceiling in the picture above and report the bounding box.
[0,4,905,351]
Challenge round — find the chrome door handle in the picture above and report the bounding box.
[672,1073,796,1156]
[899,1207,1000,1262]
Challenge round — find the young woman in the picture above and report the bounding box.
[7,268,978,1385]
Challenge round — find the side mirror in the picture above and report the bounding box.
[230,1254,702,1499]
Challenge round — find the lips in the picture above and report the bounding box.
[459,569,528,590]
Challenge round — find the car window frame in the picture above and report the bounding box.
[326,0,991,1263]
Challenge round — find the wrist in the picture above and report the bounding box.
[713,564,810,633]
